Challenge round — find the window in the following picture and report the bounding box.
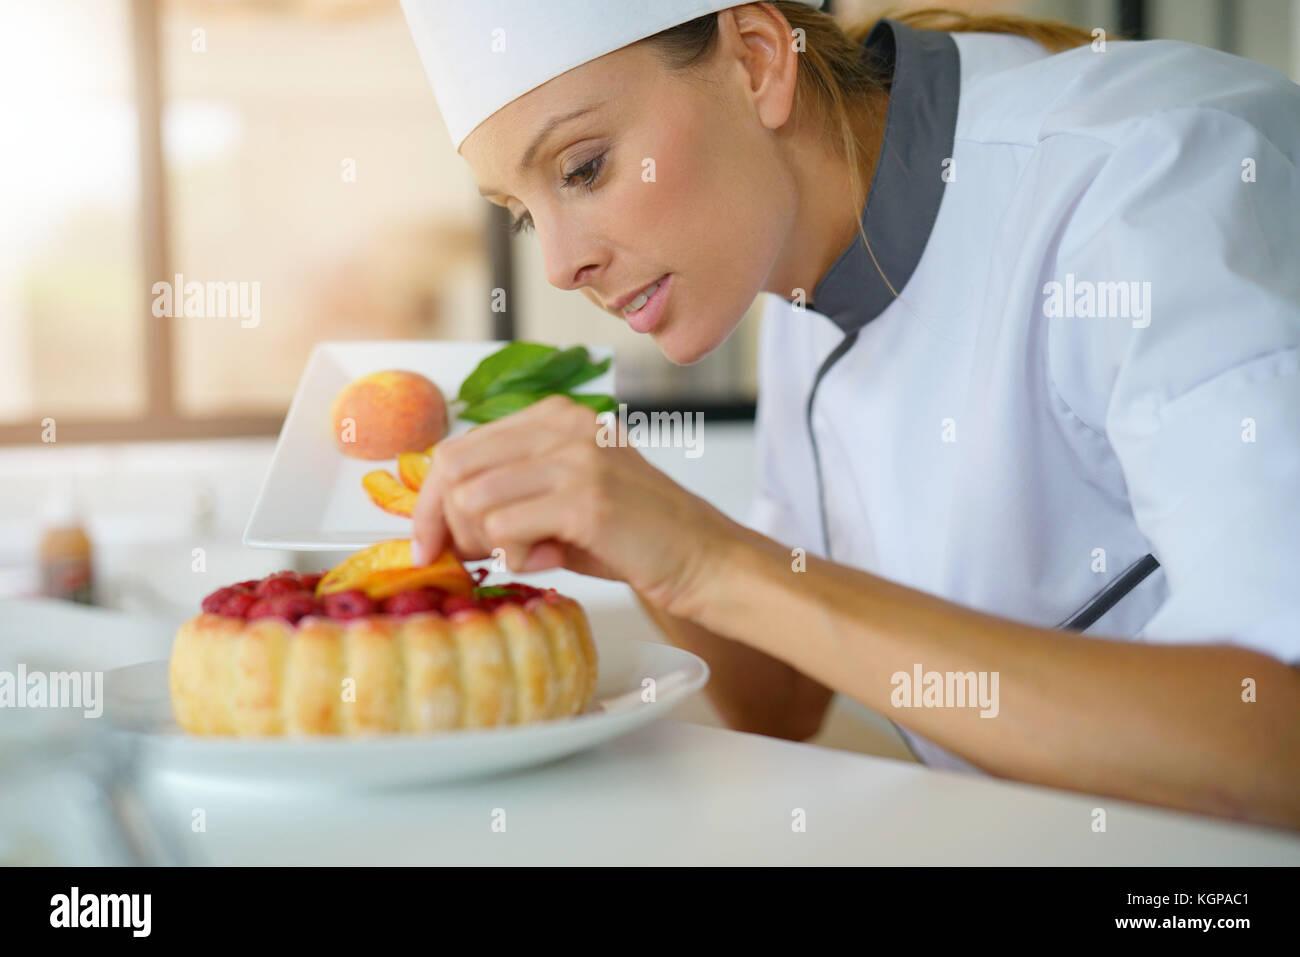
[0,0,491,443]
[0,0,147,426]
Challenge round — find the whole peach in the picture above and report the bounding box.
[331,370,448,460]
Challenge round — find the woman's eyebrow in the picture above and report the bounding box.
[478,100,604,197]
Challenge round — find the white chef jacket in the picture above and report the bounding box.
[746,19,1300,772]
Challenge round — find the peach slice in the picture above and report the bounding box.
[397,451,431,492]
[352,565,473,600]
[316,539,473,599]
[363,470,418,518]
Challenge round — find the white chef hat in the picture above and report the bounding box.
[400,0,826,152]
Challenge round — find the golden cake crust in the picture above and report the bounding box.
[169,592,597,736]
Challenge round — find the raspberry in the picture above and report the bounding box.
[381,590,437,616]
[269,592,316,623]
[220,592,258,618]
[256,574,304,598]
[202,587,238,614]
[299,572,323,592]
[234,579,259,591]
[440,595,478,615]
[246,598,276,620]
[246,592,315,623]
[322,590,376,620]
[420,586,448,604]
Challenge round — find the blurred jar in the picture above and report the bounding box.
[38,480,95,605]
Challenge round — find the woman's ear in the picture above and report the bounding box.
[716,4,800,133]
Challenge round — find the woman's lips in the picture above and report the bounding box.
[621,273,671,334]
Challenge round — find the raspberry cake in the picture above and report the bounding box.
[170,568,598,737]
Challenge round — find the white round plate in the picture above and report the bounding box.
[104,638,708,790]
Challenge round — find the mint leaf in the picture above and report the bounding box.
[474,585,523,598]
[458,342,556,405]
[482,345,591,399]
[460,389,618,423]
[553,355,611,392]
[460,390,551,423]
[566,393,617,414]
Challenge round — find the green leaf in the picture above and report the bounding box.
[459,389,619,424]
[458,342,557,404]
[553,355,611,392]
[481,345,590,399]
[566,393,618,414]
[474,585,523,598]
[459,390,551,423]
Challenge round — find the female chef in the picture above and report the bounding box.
[398,1,1300,829]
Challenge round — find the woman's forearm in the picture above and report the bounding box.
[633,589,834,740]
[680,523,1300,829]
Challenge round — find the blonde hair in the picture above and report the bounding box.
[646,3,1098,298]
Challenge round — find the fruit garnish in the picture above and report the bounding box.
[380,590,438,615]
[203,569,558,622]
[362,470,419,518]
[255,575,306,598]
[440,595,478,615]
[396,450,432,491]
[221,592,258,618]
[321,589,375,620]
[260,593,317,623]
[202,586,240,614]
[315,539,473,600]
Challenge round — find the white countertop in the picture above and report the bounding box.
[6,597,1299,866]
[139,719,1300,866]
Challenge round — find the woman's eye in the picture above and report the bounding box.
[507,152,606,236]
[561,152,605,193]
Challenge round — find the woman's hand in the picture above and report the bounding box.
[410,394,739,617]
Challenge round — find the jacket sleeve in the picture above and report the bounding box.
[1047,105,1300,663]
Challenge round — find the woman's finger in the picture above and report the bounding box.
[483,490,589,569]
[452,457,566,517]
[445,458,569,563]
[434,396,594,485]
[413,396,598,566]
[521,539,566,572]
[410,468,447,566]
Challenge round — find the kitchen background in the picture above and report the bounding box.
[3,0,1297,757]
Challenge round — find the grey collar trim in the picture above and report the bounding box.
[809,18,960,332]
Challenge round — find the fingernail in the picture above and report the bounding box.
[410,539,426,566]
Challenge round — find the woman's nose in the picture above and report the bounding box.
[538,217,605,292]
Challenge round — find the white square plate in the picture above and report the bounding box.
[243,340,615,550]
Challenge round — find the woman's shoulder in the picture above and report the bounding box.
[953,33,1300,154]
